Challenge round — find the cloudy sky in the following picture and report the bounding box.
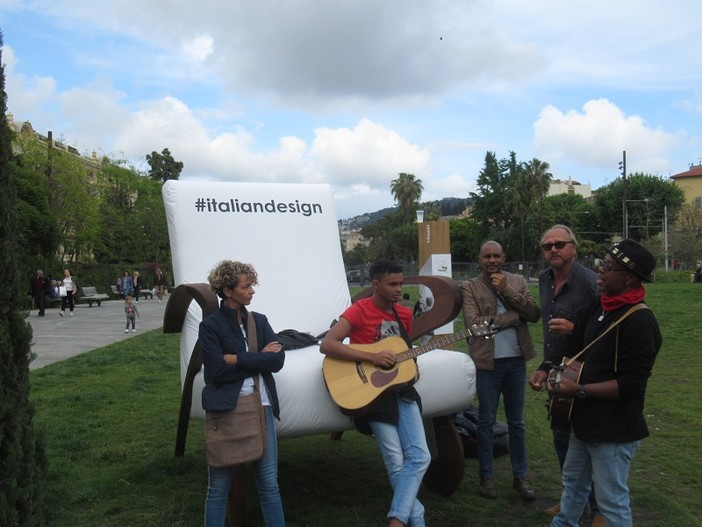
[2,1,701,219]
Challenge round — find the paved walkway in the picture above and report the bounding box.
[27,296,169,370]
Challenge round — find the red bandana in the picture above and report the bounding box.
[600,286,646,312]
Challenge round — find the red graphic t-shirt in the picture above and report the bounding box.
[342,297,413,345]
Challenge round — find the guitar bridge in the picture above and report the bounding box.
[355,362,368,384]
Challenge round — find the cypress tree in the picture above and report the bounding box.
[0,29,48,526]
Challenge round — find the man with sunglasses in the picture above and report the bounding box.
[546,239,661,527]
[528,225,602,524]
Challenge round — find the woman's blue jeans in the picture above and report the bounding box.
[552,436,641,527]
[370,398,431,527]
[475,357,528,479]
[204,406,285,527]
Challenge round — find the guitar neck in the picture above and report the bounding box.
[395,329,478,363]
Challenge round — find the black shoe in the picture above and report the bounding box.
[513,476,535,500]
[479,477,497,499]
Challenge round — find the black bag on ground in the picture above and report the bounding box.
[452,406,510,458]
[276,329,319,350]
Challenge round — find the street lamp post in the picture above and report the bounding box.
[620,150,627,238]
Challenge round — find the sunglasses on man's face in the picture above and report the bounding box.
[541,241,573,252]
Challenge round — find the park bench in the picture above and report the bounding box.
[140,288,154,300]
[78,286,109,307]
[110,284,155,300]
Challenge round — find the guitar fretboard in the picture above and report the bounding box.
[395,324,495,363]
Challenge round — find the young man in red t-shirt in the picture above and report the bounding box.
[321,260,430,527]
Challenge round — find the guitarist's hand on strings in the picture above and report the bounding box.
[546,375,577,397]
[369,350,397,369]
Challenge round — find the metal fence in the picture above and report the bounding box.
[346,260,553,284]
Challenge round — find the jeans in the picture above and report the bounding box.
[370,398,431,527]
[475,357,528,479]
[61,290,74,313]
[554,430,599,515]
[204,406,285,527]
[552,436,641,527]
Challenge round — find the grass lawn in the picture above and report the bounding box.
[30,282,702,526]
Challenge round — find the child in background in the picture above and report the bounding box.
[124,295,139,333]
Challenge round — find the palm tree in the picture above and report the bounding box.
[390,172,423,223]
[505,171,530,262]
[521,158,552,236]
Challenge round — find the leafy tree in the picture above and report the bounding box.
[419,201,442,221]
[470,151,522,240]
[0,31,48,525]
[361,210,418,263]
[449,216,484,261]
[669,202,702,267]
[12,156,61,283]
[94,160,170,272]
[390,172,423,223]
[594,173,685,242]
[16,135,100,265]
[521,157,552,236]
[343,243,370,266]
[504,166,530,262]
[146,148,183,183]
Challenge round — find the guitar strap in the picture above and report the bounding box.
[564,303,648,367]
[391,305,413,348]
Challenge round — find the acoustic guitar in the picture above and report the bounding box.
[322,323,496,416]
[547,358,584,433]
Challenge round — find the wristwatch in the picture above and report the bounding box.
[575,384,588,399]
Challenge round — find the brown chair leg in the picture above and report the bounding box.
[227,465,248,527]
[422,415,465,496]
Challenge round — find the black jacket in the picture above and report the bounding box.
[199,304,285,418]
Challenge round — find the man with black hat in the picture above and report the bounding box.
[547,239,662,527]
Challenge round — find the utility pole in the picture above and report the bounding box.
[619,150,627,238]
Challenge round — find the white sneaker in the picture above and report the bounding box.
[125,329,128,333]
[59,311,64,317]
[69,312,73,317]
[132,329,136,333]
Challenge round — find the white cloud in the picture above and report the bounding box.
[533,99,678,175]
[3,45,57,119]
[310,119,430,185]
[181,34,214,63]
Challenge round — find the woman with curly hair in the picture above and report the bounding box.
[200,260,286,526]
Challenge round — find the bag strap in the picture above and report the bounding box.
[245,311,261,396]
[391,305,413,348]
[564,303,648,366]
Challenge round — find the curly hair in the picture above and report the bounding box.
[207,260,259,298]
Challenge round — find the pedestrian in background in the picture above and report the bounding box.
[60,268,77,317]
[155,267,167,302]
[133,271,142,302]
[120,271,133,299]
[29,269,51,316]
[124,295,139,333]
